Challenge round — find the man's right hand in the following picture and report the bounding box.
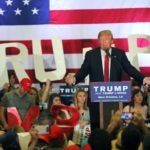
[65,73,75,85]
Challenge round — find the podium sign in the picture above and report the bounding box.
[90,81,131,102]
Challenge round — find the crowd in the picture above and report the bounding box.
[0,73,150,150]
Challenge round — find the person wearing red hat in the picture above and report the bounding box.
[0,78,36,130]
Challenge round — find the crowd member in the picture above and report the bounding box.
[83,128,112,150]
[48,93,62,108]
[0,83,10,101]
[8,71,16,90]
[71,90,90,128]
[112,111,149,150]
[123,88,148,120]
[65,29,150,129]
[32,81,55,137]
[143,133,150,150]
[0,72,16,101]
[146,86,150,116]
[106,110,123,140]
[37,125,68,150]
[29,87,40,105]
[0,131,20,149]
[71,89,90,146]
[0,78,36,130]
[48,93,71,121]
[0,126,38,150]
[121,123,142,150]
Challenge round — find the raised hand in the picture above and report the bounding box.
[65,73,75,85]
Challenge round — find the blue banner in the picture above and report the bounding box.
[90,81,131,102]
[59,85,89,105]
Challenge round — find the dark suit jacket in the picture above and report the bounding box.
[75,47,145,84]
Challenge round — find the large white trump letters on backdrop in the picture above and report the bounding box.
[0,34,150,87]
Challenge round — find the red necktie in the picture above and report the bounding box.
[104,54,109,81]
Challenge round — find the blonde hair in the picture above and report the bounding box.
[73,89,88,110]
[98,30,113,39]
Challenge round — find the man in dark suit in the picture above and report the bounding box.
[65,30,150,130]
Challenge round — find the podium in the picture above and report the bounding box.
[90,81,131,129]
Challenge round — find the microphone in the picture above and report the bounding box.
[104,48,111,58]
[104,48,123,70]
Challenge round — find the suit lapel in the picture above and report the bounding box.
[95,48,103,79]
[110,48,121,81]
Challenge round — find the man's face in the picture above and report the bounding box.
[98,34,113,50]
[19,87,28,95]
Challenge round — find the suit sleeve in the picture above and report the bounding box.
[75,52,90,84]
[121,51,145,83]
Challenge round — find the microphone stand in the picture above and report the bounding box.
[104,48,124,110]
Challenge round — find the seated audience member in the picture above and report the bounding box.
[48,93,62,108]
[71,89,90,127]
[123,88,148,120]
[48,93,71,120]
[8,71,16,90]
[83,129,112,150]
[0,78,36,130]
[71,89,90,146]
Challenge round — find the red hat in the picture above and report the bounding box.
[38,134,50,143]
[82,144,92,150]
[64,145,80,150]
[38,125,64,143]
[51,105,80,126]
[20,78,32,92]
[49,125,64,139]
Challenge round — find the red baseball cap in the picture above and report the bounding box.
[82,144,92,150]
[64,145,80,150]
[38,125,64,143]
[20,78,32,92]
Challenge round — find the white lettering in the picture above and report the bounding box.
[128,34,150,70]
[93,86,99,92]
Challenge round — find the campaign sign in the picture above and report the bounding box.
[59,85,89,105]
[90,81,131,102]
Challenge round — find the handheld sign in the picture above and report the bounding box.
[60,85,89,105]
